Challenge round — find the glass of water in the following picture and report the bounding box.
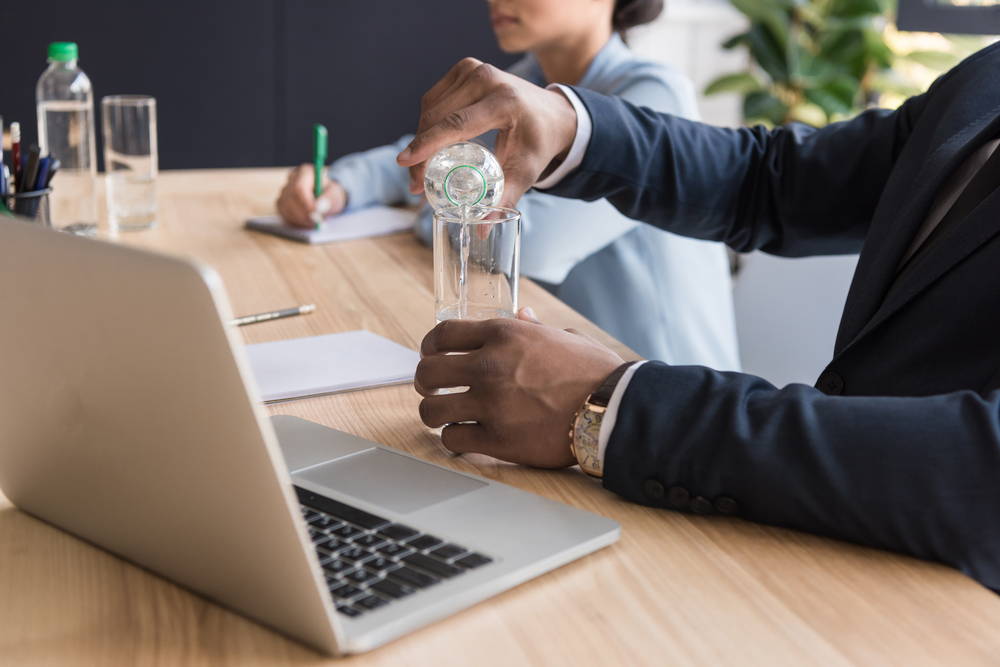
[433,205,520,323]
[101,95,157,231]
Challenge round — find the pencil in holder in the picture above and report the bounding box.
[3,188,52,226]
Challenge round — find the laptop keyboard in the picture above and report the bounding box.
[295,486,493,618]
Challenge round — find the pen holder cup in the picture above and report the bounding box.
[4,188,52,226]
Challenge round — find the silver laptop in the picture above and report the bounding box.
[0,219,619,655]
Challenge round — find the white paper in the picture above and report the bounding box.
[245,206,416,245]
[245,330,419,403]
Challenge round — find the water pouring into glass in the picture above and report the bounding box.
[425,142,521,324]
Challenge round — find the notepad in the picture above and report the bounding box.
[245,206,416,244]
[245,330,419,403]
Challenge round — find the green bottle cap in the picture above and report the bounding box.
[48,42,79,62]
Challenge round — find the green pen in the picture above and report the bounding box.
[311,123,328,229]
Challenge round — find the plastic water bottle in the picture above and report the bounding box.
[36,41,98,234]
[424,141,504,212]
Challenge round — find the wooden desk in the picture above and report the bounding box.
[3,168,1000,665]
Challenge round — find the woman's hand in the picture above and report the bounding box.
[276,164,348,227]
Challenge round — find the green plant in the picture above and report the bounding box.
[705,0,960,126]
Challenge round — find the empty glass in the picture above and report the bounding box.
[433,205,520,323]
[101,95,157,231]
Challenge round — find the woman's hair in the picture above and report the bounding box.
[612,0,664,32]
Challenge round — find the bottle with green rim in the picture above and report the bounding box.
[423,141,505,213]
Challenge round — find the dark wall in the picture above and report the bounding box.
[1,1,517,169]
[897,0,1000,35]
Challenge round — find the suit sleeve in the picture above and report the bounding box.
[499,65,709,281]
[509,71,699,283]
[543,87,931,257]
[605,362,1000,591]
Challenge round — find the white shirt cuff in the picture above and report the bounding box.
[534,84,592,190]
[598,361,647,469]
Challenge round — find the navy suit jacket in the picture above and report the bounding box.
[545,43,1000,590]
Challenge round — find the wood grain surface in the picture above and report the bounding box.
[3,168,999,666]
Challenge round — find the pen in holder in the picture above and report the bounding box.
[3,188,52,225]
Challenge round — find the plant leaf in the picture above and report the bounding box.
[746,23,790,84]
[829,0,883,18]
[723,0,912,126]
[825,75,860,107]
[744,90,789,125]
[731,0,792,60]
[805,82,856,117]
[861,27,893,68]
[796,50,840,86]
[705,72,765,96]
[729,0,786,23]
[722,31,749,50]
[819,28,865,67]
[788,102,828,127]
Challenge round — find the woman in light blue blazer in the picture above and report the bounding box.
[276,0,739,369]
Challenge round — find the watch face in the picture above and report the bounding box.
[581,450,601,471]
[575,408,603,475]
[579,410,602,444]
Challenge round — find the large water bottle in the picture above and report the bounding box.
[36,41,98,234]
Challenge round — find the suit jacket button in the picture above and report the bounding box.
[690,496,714,515]
[666,486,690,508]
[714,496,739,515]
[817,370,844,395]
[643,479,665,501]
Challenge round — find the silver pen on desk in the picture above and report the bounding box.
[232,303,316,327]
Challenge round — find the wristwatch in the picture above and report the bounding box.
[569,361,638,478]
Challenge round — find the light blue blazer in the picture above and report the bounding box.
[328,35,739,369]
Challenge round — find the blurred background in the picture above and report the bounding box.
[0,1,517,169]
[1,0,995,385]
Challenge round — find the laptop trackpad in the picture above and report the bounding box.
[294,448,486,514]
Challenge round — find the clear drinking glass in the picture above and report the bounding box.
[433,205,520,323]
[101,95,158,231]
[5,188,51,225]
